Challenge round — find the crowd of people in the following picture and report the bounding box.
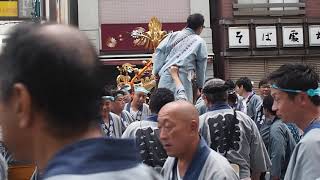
[0,13,319,180]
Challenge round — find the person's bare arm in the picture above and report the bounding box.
[169,66,188,101]
[170,66,182,87]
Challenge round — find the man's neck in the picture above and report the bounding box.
[102,112,110,123]
[177,137,199,177]
[296,106,320,130]
[265,112,276,122]
[113,110,121,117]
[34,127,102,174]
[242,91,252,99]
[131,101,140,111]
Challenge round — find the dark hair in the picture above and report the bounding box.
[111,90,125,99]
[102,85,113,97]
[224,79,237,107]
[235,77,253,92]
[0,23,103,137]
[149,88,174,114]
[192,79,200,103]
[225,79,236,90]
[187,13,204,31]
[258,78,269,88]
[263,95,276,116]
[268,63,320,106]
[202,79,228,103]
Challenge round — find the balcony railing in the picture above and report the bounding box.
[233,3,305,16]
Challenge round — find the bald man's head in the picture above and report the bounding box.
[158,100,200,158]
[0,23,103,138]
[159,100,199,125]
[37,24,96,66]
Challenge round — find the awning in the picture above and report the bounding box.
[99,53,214,65]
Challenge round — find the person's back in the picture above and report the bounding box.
[0,23,161,180]
[268,120,296,179]
[200,109,270,179]
[122,88,174,170]
[153,13,208,102]
[199,78,270,179]
[122,120,167,170]
[43,139,161,180]
[259,94,296,180]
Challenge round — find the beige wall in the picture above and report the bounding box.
[99,0,189,24]
[78,0,100,51]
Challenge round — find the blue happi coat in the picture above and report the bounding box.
[41,138,162,180]
[153,28,208,102]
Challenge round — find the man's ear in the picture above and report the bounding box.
[190,120,199,134]
[296,92,310,106]
[202,95,210,107]
[202,94,207,101]
[12,83,33,129]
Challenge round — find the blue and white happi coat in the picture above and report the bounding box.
[153,28,208,102]
[41,138,162,180]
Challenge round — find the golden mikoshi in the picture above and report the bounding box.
[117,17,168,93]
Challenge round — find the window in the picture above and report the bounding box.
[234,0,304,16]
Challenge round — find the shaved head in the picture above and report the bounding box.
[158,100,200,158]
[0,23,102,139]
[159,100,199,125]
[37,24,96,66]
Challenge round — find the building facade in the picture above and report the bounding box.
[211,0,320,88]
[0,0,39,51]
[35,0,215,85]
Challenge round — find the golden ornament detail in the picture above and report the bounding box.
[117,17,168,92]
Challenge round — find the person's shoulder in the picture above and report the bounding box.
[299,129,320,147]
[270,120,287,132]
[45,164,163,180]
[127,164,163,179]
[192,35,206,46]
[122,110,132,116]
[199,111,208,119]
[251,93,262,103]
[204,150,239,179]
[122,110,130,114]
[234,111,260,132]
[122,121,144,137]
[235,110,254,123]
[143,103,149,108]
[287,129,320,161]
[110,112,121,121]
[201,109,236,121]
[207,149,230,164]
[162,156,175,171]
[199,36,207,43]
[135,120,158,129]
[123,120,158,137]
